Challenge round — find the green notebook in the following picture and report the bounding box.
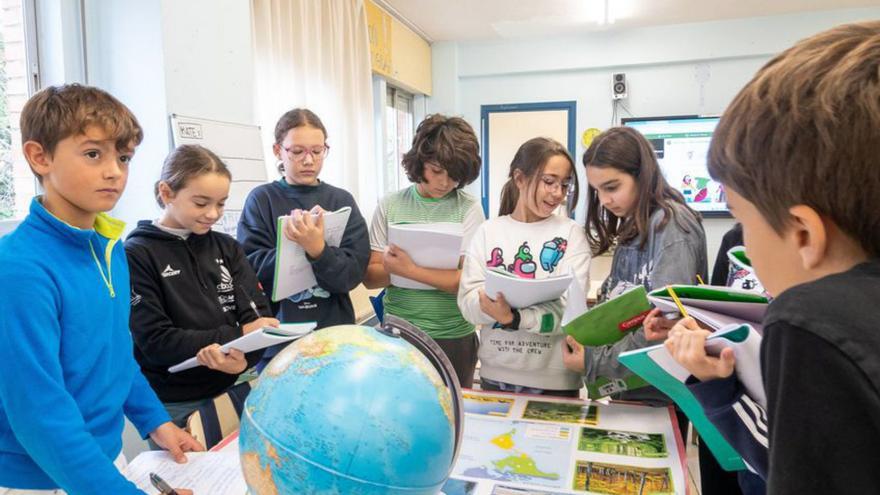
[619,324,762,471]
[563,286,652,346]
[649,285,768,304]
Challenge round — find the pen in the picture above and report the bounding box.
[666,285,690,319]
[149,472,178,495]
[696,274,706,285]
[250,299,262,319]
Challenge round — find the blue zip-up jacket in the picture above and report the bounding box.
[0,198,170,493]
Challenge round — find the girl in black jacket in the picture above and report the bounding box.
[126,144,279,426]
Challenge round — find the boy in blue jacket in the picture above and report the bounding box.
[0,85,201,494]
[665,21,880,494]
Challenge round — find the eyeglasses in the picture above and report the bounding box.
[280,144,330,162]
[540,175,574,195]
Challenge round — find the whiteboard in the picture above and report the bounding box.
[170,115,269,238]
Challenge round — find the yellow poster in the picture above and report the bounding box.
[365,1,392,77]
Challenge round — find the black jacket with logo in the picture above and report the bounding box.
[125,222,272,403]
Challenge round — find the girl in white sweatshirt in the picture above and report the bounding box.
[458,137,591,397]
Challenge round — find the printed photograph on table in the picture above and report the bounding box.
[453,417,574,489]
[572,461,674,495]
[578,427,668,458]
[441,477,478,495]
[491,485,569,495]
[521,400,599,425]
[463,392,515,417]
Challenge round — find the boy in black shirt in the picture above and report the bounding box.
[665,21,880,494]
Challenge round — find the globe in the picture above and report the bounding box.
[239,324,458,494]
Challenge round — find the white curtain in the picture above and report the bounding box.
[251,0,377,217]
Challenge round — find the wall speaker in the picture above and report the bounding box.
[612,73,627,100]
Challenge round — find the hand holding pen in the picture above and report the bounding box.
[149,472,192,495]
[241,290,279,335]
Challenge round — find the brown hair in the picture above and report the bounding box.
[402,114,481,188]
[708,20,880,257]
[154,145,231,208]
[583,126,698,256]
[274,108,327,175]
[498,137,579,217]
[20,84,143,182]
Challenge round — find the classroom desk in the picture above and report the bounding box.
[211,390,688,495]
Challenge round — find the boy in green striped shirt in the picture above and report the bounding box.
[365,115,484,387]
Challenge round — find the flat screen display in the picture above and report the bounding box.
[622,115,729,216]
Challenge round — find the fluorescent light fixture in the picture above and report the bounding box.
[582,0,633,26]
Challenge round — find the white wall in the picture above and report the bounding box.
[85,0,170,233]
[159,0,255,125]
[428,7,880,271]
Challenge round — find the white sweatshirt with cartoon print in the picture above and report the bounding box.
[458,214,591,391]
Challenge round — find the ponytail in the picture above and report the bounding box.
[498,178,519,216]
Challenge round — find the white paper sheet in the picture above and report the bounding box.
[125,451,247,495]
[388,222,464,290]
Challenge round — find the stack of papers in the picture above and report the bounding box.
[387,222,464,290]
[648,285,768,332]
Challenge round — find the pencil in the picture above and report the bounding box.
[696,274,706,285]
[666,285,690,319]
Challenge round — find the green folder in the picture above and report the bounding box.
[563,286,652,346]
[649,285,768,304]
[619,325,755,471]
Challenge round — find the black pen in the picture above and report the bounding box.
[149,472,179,495]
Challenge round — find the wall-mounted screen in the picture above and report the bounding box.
[622,115,729,217]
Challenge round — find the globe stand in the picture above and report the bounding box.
[379,315,465,470]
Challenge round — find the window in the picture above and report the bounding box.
[1,0,38,225]
[382,85,414,194]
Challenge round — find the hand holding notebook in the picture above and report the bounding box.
[619,323,764,470]
[484,268,573,309]
[562,285,652,346]
[272,207,351,301]
[168,322,316,373]
[387,222,464,290]
[648,284,769,332]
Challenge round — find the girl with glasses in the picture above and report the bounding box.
[237,108,370,370]
[458,137,590,397]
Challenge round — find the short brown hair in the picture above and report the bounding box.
[402,114,481,189]
[154,145,231,208]
[708,20,880,257]
[20,84,143,181]
[583,127,698,256]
